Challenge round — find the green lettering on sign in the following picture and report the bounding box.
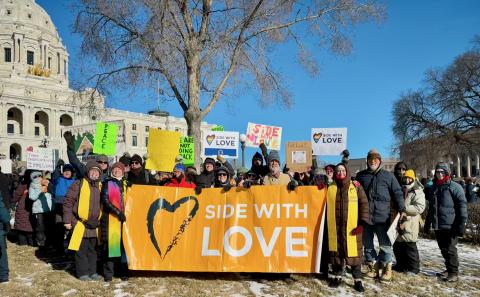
[211,125,224,131]
[179,136,195,166]
[93,122,118,156]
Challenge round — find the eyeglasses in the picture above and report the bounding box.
[98,161,108,164]
[131,161,141,165]
[435,170,445,174]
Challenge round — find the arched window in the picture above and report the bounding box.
[7,107,23,134]
[9,143,21,161]
[34,111,49,137]
[59,114,73,127]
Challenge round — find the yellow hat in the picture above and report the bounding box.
[404,169,415,180]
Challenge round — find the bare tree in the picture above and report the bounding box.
[73,0,384,167]
[393,38,480,151]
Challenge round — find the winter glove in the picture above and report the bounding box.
[243,181,252,189]
[316,182,326,190]
[223,184,232,192]
[287,180,298,191]
[63,131,75,151]
[453,224,466,237]
[351,225,364,235]
[216,154,226,164]
[56,159,65,168]
[118,212,127,223]
[83,219,99,229]
[195,185,203,195]
[259,143,268,158]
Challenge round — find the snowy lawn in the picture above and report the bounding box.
[1,238,479,296]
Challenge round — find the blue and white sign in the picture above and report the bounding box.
[202,131,239,158]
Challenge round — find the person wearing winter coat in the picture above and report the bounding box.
[12,170,34,246]
[393,161,408,184]
[327,163,370,292]
[29,171,54,249]
[355,149,406,281]
[165,163,196,189]
[465,177,478,203]
[194,158,216,192]
[250,151,269,178]
[0,193,11,283]
[126,154,155,185]
[263,150,293,186]
[424,162,468,282]
[0,167,11,210]
[100,162,129,282]
[393,170,426,275]
[51,162,76,253]
[214,165,235,191]
[64,161,103,281]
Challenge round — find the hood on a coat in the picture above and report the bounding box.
[251,152,263,166]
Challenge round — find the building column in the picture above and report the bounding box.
[466,155,471,178]
[456,155,461,178]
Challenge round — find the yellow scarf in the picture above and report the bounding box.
[68,179,100,251]
[327,182,359,257]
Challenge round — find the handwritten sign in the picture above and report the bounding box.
[26,147,54,171]
[286,142,312,172]
[245,122,282,150]
[179,136,195,166]
[93,122,118,156]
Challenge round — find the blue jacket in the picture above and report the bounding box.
[0,192,11,235]
[425,179,468,230]
[53,177,75,204]
[356,168,405,224]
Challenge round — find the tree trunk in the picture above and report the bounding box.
[185,110,203,170]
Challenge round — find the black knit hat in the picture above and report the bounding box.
[435,162,450,176]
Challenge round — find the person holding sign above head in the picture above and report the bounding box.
[165,163,196,189]
[100,162,129,282]
[327,163,369,292]
[63,161,103,281]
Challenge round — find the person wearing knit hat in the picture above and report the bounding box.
[393,168,425,276]
[96,155,110,177]
[193,157,217,193]
[100,161,128,282]
[424,162,467,282]
[250,151,269,179]
[355,149,406,281]
[263,150,293,187]
[165,163,195,189]
[118,154,131,173]
[127,154,154,185]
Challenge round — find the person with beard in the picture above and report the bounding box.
[327,163,369,292]
[165,164,196,188]
[63,161,103,281]
[100,162,129,282]
[355,149,405,281]
[126,154,155,185]
[393,162,408,184]
[424,162,467,282]
[12,170,35,246]
[393,169,425,275]
[263,150,293,187]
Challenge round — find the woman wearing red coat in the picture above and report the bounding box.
[165,164,196,189]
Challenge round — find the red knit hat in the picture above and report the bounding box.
[111,162,125,172]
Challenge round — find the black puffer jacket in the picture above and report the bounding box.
[356,168,405,224]
[250,152,269,178]
[425,179,468,231]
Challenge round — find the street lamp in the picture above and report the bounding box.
[240,134,247,168]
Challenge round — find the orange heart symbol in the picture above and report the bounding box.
[206,135,215,145]
[313,133,322,143]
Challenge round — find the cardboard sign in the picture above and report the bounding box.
[93,122,118,156]
[211,125,224,131]
[123,185,327,273]
[179,136,195,166]
[0,159,12,174]
[311,128,347,156]
[26,147,54,171]
[202,131,239,158]
[286,142,312,173]
[245,122,282,150]
[146,129,181,172]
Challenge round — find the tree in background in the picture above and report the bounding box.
[73,0,384,167]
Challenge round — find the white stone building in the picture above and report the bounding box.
[0,0,213,163]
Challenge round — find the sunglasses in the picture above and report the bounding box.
[247,173,257,178]
[98,161,108,164]
[131,161,141,165]
[218,173,227,177]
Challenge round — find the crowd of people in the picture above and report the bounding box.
[0,132,475,293]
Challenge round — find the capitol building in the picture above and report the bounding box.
[0,0,213,165]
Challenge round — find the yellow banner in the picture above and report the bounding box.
[145,129,180,172]
[123,185,326,273]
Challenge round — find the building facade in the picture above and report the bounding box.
[0,0,213,163]
[347,157,400,176]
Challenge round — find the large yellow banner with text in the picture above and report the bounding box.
[123,185,326,273]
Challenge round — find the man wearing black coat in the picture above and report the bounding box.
[424,162,468,282]
[356,149,405,281]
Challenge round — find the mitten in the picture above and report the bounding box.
[351,225,364,235]
[195,186,202,195]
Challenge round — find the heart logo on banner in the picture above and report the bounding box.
[313,133,322,143]
[206,135,215,145]
[147,196,199,260]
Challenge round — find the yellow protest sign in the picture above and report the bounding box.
[123,185,326,273]
[145,129,181,172]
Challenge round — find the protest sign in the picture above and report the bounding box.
[286,142,312,173]
[179,136,195,166]
[311,128,347,156]
[62,120,126,161]
[0,159,12,174]
[146,129,181,172]
[123,185,326,273]
[245,122,282,150]
[26,147,54,171]
[211,125,224,131]
[93,122,118,156]
[202,131,239,158]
